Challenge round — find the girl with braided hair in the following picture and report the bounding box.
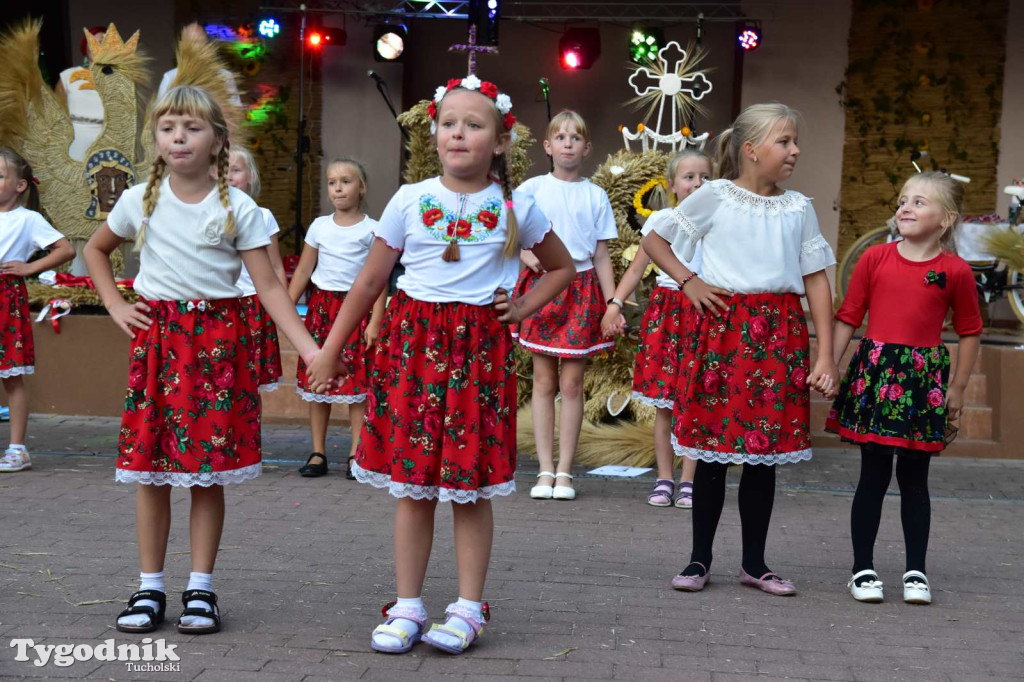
[83,85,321,635]
[306,77,574,655]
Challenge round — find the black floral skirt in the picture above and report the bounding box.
[826,338,950,453]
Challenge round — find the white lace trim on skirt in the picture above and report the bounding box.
[296,388,367,404]
[352,462,516,504]
[115,462,262,487]
[671,433,812,465]
[0,366,34,378]
[630,391,674,410]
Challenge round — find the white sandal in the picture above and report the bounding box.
[552,473,576,500]
[847,570,884,603]
[530,471,554,499]
[903,570,932,604]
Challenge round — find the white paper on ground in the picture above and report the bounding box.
[587,465,653,477]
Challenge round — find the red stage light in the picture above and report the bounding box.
[308,31,323,47]
[562,50,581,69]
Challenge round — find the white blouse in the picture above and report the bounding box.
[648,179,835,295]
[516,174,617,271]
[641,209,702,290]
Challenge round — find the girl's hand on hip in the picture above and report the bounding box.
[109,300,153,338]
[683,278,731,317]
[493,288,523,325]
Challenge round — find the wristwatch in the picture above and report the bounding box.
[607,297,624,308]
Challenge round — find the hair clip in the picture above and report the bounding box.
[31,176,40,185]
[505,200,514,209]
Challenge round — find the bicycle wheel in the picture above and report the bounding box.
[1008,268,1024,325]
[837,226,894,300]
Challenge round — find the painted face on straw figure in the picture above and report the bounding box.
[745,119,800,183]
[156,112,222,175]
[435,89,509,180]
[895,178,956,245]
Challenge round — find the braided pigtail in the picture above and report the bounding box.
[494,153,519,258]
[216,146,235,235]
[135,157,166,252]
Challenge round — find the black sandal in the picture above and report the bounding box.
[345,455,356,480]
[115,589,166,633]
[298,452,328,478]
[176,589,221,635]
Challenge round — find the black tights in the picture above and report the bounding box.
[850,442,932,575]
[683,461,776,577]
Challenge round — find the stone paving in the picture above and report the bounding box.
[0,415,1022,681]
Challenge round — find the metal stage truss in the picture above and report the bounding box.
[260,1,768,22]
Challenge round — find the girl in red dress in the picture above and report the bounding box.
[0,148,75,473]
[306,78,574,655]
[601,149,712,508]
[513,111,619,501]
[827,172,981,605]
[289,158,386,479]
[84,86,321,635]
[227,146,288,393]
[642,103,838,596]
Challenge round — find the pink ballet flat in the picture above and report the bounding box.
[739,568,796,596]
[671,563,710,591]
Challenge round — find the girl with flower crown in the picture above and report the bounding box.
[827,172,981,606]
[307,76,573,655]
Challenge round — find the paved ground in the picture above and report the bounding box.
[1,415,1022,681]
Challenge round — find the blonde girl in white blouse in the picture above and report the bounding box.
[641,103,839,596]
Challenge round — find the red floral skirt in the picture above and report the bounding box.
[671,292,812,465]
[295,287,371,404]
[631,286,688,409]
[353,290,518,503]
[239,294,282,391]
[0,276,34,378]
[512,267,613,358]
[116,298,262,487]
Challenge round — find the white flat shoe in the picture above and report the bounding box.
[530,471,554,499]
[552,473,576,500]
[903,571,932,604]
[848,570,884,603]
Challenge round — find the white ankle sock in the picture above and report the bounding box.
[7,444,25,452]
[117,571,164,628]
[430,598,483,650]
[372,596,425,650]
[180,572,215,628]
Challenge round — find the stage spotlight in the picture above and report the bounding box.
[307,26,346,49]
[737,20,762,51]
[558,28,600,70]
[630,27,663,63]
[469,0,500,46]
[374,23,408,61]
[258,18,280,39]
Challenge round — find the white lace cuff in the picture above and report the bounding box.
[799,234,836,275]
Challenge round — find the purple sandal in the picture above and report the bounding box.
[422,602,487,655]
[674,481,693,509]
[371,601,428,654]
[647,479,675,507]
